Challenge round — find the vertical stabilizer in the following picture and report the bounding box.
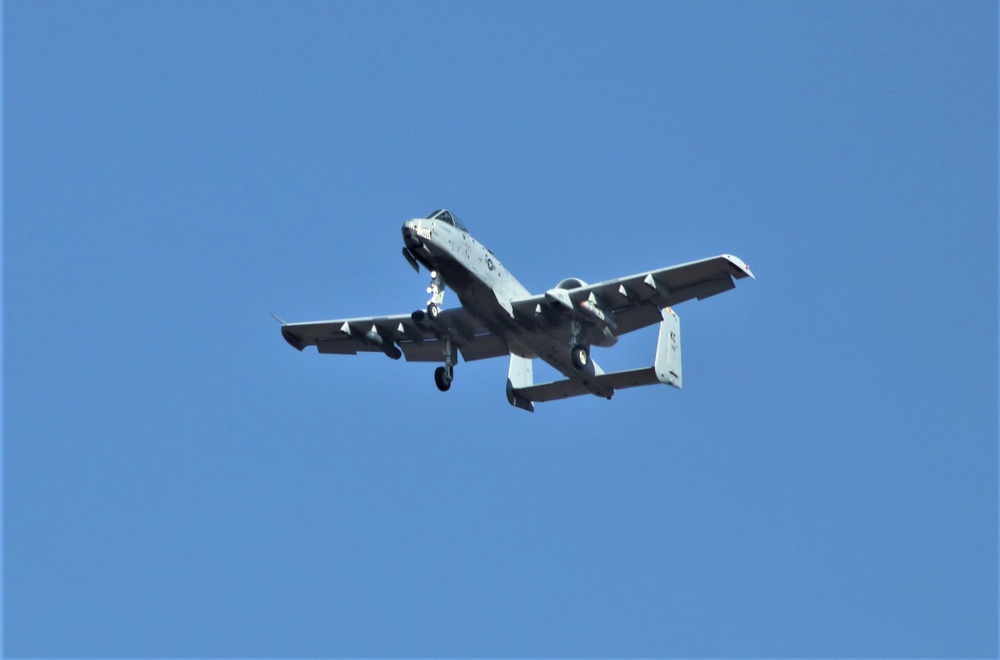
[655,308,682,389]
[506,354,535,412]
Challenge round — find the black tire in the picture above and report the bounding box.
[427,303,440,320]
[571,345,589,370]
[434,366,452,391]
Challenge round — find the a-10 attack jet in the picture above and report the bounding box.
[279,209,754,412]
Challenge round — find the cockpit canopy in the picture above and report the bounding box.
[425,209,467,232]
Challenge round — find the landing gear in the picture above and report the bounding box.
[434,337,456,392]
[434,365,452,391]
[426,270,445,315]
[569,319,589,371]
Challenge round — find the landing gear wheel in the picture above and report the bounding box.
[571,345,589,370]
[434,366,452,392]
[427,303,440,320]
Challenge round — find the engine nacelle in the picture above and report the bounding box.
[555,277,588,290]
[579,296,616,331]
[544,279,619,349]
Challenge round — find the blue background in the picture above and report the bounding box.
[4,1,997,657]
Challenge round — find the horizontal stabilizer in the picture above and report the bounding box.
[513,367,665,403]
[508,307,682,406]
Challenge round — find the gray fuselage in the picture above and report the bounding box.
[402,216,606,378]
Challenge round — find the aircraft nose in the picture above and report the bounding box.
[402,219,423,249]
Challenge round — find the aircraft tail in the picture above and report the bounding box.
[506,354,535,412]
[653,307,682,388]
[506,308,681,409]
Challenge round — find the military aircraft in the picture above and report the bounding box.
[279,209,754,411]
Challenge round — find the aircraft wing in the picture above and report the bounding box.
[511,254,754,336]
[280,307,509,363]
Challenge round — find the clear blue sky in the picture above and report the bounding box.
[4,1,996,657]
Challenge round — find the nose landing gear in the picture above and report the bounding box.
[412,270,455,392]
[426,270,445,319]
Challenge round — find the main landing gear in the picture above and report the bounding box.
[434,366,453,391]
[434,337,455,392]
[569,319,590,371]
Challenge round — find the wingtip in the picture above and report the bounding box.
[281,327,306,351]
[724,255,755,280]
